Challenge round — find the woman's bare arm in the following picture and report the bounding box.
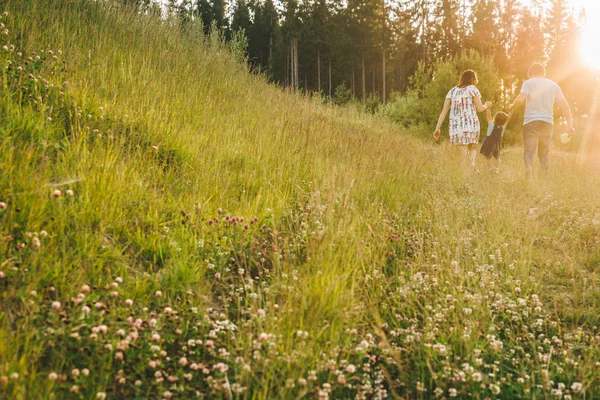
[433,99,451,139]
[473,96,491,113]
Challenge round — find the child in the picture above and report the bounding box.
[480,109,512,173]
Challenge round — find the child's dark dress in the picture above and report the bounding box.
[480,122,505,159]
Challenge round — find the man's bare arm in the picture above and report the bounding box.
[508,93,527,112]
[557,97,575,133]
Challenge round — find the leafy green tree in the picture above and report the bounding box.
[379,50,500,137]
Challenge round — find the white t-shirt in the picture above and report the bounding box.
[520,77,565,125]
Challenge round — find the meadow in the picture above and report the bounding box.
[0,0,599,398]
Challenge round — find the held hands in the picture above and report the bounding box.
[484,101,492,110]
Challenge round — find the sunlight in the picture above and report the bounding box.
[580,23,600,69]
[578,0,600,69]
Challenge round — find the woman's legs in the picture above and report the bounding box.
[467,144,478,167]
[455,145,469,166]
[451,134,479,168]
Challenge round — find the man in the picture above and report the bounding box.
[509,63,574,172]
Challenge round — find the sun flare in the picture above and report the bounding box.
[580,24,600,69]
[578,0,600,69]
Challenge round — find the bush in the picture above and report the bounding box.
[378,50,501,139]
[333,82,352,105]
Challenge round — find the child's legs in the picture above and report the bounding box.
[493,156,500,169]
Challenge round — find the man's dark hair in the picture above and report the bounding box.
[528,63,546,78]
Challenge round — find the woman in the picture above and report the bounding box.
[433,70,492,167]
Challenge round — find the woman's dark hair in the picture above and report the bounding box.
[458,70,478,88]
[494,111,509,126]
[528,63,546,78]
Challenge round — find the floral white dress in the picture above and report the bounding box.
[446,85,482,145]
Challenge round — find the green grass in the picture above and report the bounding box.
[1,0,600,398]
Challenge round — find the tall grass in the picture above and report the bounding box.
[0,0,599,398]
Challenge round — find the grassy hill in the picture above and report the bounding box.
[1,0,599,398]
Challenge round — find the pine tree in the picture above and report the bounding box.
[231,0,252,36]
[281,0,301,90]
[469,0,498,58]
[545,0,575,81]
[193,0,216,34]
[250,0,278,71]
[498,0,520,75]
[301,0,332,93]
[347,0,381,101]
[513,8,545,79]
[545,0,569,53]
[388,0,420,92]
[212,0,228,32]
[435,0,461,59]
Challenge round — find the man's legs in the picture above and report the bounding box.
[537,123,554,171]
[523,122,538,173]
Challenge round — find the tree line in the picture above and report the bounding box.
[124,0,592,114]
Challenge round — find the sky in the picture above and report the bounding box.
[570,0,600,26]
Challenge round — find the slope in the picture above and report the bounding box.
[0,0,599,398]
